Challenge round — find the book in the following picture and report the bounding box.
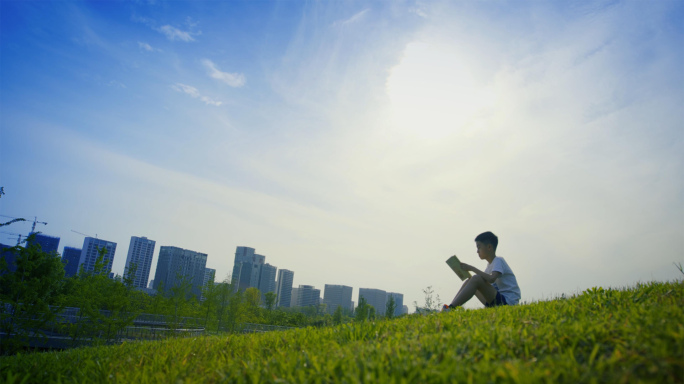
[446,255,472,281]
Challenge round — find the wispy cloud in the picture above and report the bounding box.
[409,4,428,19]
[202,59,245,87]
[107,80,127,89]
[137,41,161,52]
[172,83,222,106]
[334,9,370,27]
[157,25,198,42]
[132,14,199,42]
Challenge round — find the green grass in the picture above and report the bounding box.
[1,281,682,383]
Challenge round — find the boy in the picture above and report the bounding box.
[447,231,521,308]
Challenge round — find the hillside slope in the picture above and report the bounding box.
[2,280,682,383]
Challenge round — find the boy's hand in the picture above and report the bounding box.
[460,263,473,272]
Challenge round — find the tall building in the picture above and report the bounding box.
[79,237,117,275]
[27,233,60,254]
[251,254,265,286]
[123,236,156,289]
[204,268,216,287]
[275,269,294,307]
[387,292,404,317]
[153,246,208,299]
[323,284,353,314]
[258,263,277,298]
[231,246,253,287]
[201,268,216,301]
[231,246,265,291]
[358,288,388,316]
[61,247,82,277]
[291,285,320,307]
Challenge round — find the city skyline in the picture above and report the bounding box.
[1,1,682,311]
[3,229,410,312]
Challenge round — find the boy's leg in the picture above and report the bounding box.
[475,291,488,305]
[450,275,498,307]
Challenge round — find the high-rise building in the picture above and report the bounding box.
[231,247,266,291]
[291,285,320,307]
[402,305,409,315]
[358,288,388,316]
[387,292,404,317]
[251,254,265,286]
[204,268,216,287]
[258,263,277,298]
[27,233,60,254]
[124,236,156,289]
[231,246,253,287]
[275,269,294,307]
[323,284,353,314]
[79,237,117,275]
[201,268,216,301]
[61,247,82,277]
[290,287,299,307]
[153,246,208,299]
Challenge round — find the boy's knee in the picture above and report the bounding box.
[470,275,485,284]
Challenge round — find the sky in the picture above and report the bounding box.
[1,0,682,311]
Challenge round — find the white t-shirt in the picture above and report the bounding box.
[484,256,521,305]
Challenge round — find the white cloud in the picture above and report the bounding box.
[137,41,161,52]
[157,25,197,42]
[409,5,428,19]
[107,80,127,89]
[334,9,370,27]
[202,59,246,87]
[172,83,222,106]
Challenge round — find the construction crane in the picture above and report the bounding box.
[71,229,96,238]
[0,214,47,235]
[29,216,48,234]
[0,231,26,246]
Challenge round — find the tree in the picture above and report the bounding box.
[63,246,138,345]
[264,291,277,311]
[355,296,370,322]
[201,279,222,329]
[385,294,396,319]
[166,273,195,330]
[215,282,232,332]
[333,305,344,325]
[243,287,262,322]
[225,287,245,332]
[0,235,65,354]
[245,287,261,308]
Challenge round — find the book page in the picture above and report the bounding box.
[446,255,472,281]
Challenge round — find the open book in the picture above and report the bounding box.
[446,255,472,281]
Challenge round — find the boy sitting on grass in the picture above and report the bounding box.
[446,231,521,309]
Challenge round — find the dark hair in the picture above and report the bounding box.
[475,231,498,251]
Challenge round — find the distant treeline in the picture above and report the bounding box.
[0,235,400,355]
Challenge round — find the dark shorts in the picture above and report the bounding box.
[485,290,508,308]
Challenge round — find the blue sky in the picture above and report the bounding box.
[1,0,682,310]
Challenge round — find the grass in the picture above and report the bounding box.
[1,280,682,383]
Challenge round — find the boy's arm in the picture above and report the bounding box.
[460,263,501,284]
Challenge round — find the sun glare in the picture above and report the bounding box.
[386,42,498,140]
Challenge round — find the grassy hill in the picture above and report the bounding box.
[1,280,682,383]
